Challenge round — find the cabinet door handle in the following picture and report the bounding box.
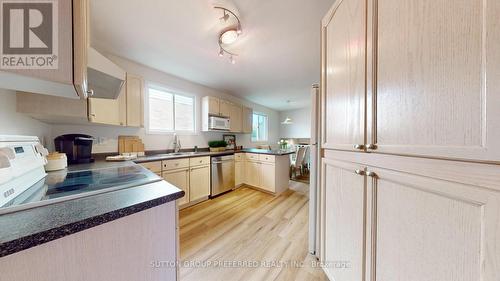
[87,89,95,97]
[190,166,207,171]
[366,171,378,178]
[353,144,366,150]
[354,169,366,176]
[367,144,378,150]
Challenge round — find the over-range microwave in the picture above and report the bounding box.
[209,116,230,131]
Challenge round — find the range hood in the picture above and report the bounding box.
[87,48,126,99]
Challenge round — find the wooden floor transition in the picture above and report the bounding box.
[179,182,327,281]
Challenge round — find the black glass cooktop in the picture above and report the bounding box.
[2,164,161,211]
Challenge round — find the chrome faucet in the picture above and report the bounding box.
[173,133,181,153]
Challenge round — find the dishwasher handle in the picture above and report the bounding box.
[212,160,233,164]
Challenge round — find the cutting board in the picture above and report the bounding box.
[118,136,145,155]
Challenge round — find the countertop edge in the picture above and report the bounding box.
[0,188,184,258]
[134,149,295,163]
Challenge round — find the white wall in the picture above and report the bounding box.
[50,55,281,153]
[279,107,311,139]
[0,89,52,145]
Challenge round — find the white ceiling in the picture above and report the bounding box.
[90,0,334,111]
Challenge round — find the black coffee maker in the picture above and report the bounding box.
[54,134,95,164]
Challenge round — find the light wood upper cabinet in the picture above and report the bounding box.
[206,96,220,116]
[0,0,88,99]
[219,99,231,118]
[321,0,366,151]
[88,91,126,126]
[242,106,253,133]
[202,96,253,134]
[163,168,189,206]
[229,103,242,132]
[368,0,500,162]
[125,73,144,127]
[322,0,500,162]
[321,158,366,281]
[189,165,210,202]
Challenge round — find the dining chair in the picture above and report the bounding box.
[290,146,306,179]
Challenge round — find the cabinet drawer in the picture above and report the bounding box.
[140,161,162,173]
[245,153,260,161]
[235,153,244,161]
[162,158,190,170]
[190,156,210,167]
[259,154,275,163]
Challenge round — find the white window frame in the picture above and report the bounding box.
[145,83,197,135]
[251,112,269,143]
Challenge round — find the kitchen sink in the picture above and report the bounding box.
[155,152,203,157]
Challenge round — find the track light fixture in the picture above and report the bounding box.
[214,6,242,64]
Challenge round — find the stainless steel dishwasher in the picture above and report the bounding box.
[211,154,235,197]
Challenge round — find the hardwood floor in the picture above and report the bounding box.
[179,184,328,281]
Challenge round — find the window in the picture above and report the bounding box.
[147,86,195,133]
[252,113,268,142]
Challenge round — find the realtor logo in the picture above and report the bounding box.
[0,0,58,69]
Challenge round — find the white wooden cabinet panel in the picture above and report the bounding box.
[368,167,500,281]
[370,0,500,162]
[321,0,366,151]
[321,158,366,281]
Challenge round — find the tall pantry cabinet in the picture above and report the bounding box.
[319,0,500,281]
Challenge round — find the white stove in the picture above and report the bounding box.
[0,135,48,207]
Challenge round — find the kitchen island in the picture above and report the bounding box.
[0,162,184,281]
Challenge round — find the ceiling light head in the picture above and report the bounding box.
[220,29,239,45]
[219,11,229,22]
[281,117,293,125]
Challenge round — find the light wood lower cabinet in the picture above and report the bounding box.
[321,158,365,281]
[189,165,210,202]
[260,162,276,193]
[246,161,262,188]
[235,159,245,186]
[370,167,499,281]
[235,153,290,195]
[162,168,190,206]
[320,151,500,281]
[145,156,211,209]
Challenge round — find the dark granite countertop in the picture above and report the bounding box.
[239,148,295,156]
[0,163,184,258]
[134,148,294,163]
